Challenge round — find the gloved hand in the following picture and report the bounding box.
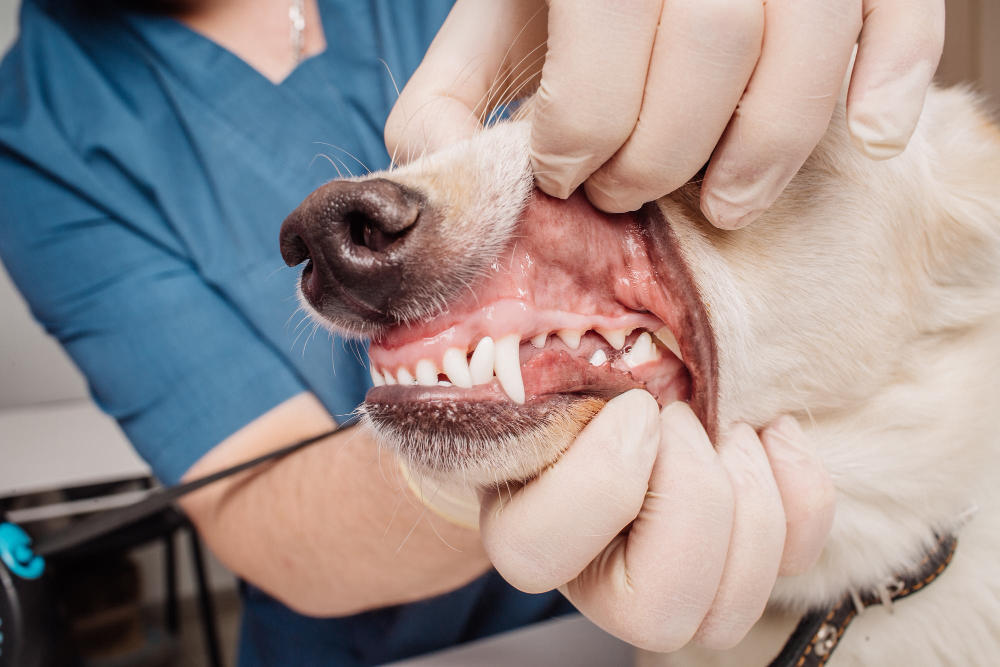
[386,0,944,229]
[479,390,835,651]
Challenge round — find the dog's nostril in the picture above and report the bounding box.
[333,178,421,256]
[345,209,401,254]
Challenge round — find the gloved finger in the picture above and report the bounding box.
[693,424,785,650]
[384,0,546,165]
[562,402,735,652]
[760,416,836,576]
[529,0,662,199]
[847,0,945,159]
[700,0,862,230]
[479,389,660,593]
[584,0,763,213]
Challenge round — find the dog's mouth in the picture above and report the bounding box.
[369,316,686,407]
[359,191,717,483]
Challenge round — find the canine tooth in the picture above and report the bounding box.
[530,333,548,348]
[383,370,397,385]
[595,327,629,350]
[556,329,583,349]
[623,332,658,368]
[654,327,682,360]
[396,368,416,385]
[589,349,608,366]
[442,347,473,388]
[415,359,439,386]
[370,364,385,387]
[494,334,525,404]
[469,337,495,385]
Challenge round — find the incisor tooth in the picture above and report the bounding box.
[494,334,525,404]
[383,370,397,385]
[530,333,548,348]
[589,349,608,366]
[595,327,629,350]
[438,380,453,387]
[396,368,415,385]
[556,329,583,349]
[654,327,682,360]
[469,337,495,385]
[442,347,473,388]
[623,332,658,368]
[415,359,438,386]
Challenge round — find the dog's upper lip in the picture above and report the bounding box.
[298,257,396,330]
[361,192,718,438]
[637,201,718,440]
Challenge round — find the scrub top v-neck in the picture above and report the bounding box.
[0,1,575,665]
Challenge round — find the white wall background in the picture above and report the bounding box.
[1,0,91,410]
[0,0,15,50]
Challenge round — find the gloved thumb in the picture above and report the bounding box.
[480,389,660,593]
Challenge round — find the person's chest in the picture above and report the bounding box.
[77,0,451,399]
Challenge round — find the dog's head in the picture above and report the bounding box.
[280,88,1000,502]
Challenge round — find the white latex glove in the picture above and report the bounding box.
[386,0,944,229]
[479,391,835,651]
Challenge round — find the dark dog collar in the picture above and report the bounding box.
[769,533,958,667]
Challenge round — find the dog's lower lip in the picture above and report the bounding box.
[367,383,524,404]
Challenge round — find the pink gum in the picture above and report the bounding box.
[368,301,663,372]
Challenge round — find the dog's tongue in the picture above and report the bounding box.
[369,190,694,406]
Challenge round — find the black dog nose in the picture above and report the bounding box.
[279,178,425,324]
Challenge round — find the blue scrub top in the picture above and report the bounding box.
[0,1,574,664]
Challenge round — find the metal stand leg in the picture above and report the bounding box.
[187,526,223,667]
[164,531,179,635]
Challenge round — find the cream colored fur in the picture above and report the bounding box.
[643,86,1000,666]
[348,84,1000,665]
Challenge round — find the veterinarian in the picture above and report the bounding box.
[0,0,943,665]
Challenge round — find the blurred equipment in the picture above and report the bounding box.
[0,419,353,667]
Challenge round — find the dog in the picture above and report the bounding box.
[278,83,1000,665]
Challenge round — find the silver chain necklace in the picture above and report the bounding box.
[289,0,306,64]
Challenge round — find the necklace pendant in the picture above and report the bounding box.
[289,0,306,64]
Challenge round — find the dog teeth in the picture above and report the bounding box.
[396,368,416,385]
[654,327,682,360]
[556,329,583,349]
[622,332,658,368]
[494,334,525,404]
[442,347,473,388]
[595,327,629,350]
[469,337,495,385]
[415,359,439,386]
[376,323,667,398]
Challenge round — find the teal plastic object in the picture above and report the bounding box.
[0,523,45,580]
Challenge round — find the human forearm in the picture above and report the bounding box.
[180,392,491,616]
